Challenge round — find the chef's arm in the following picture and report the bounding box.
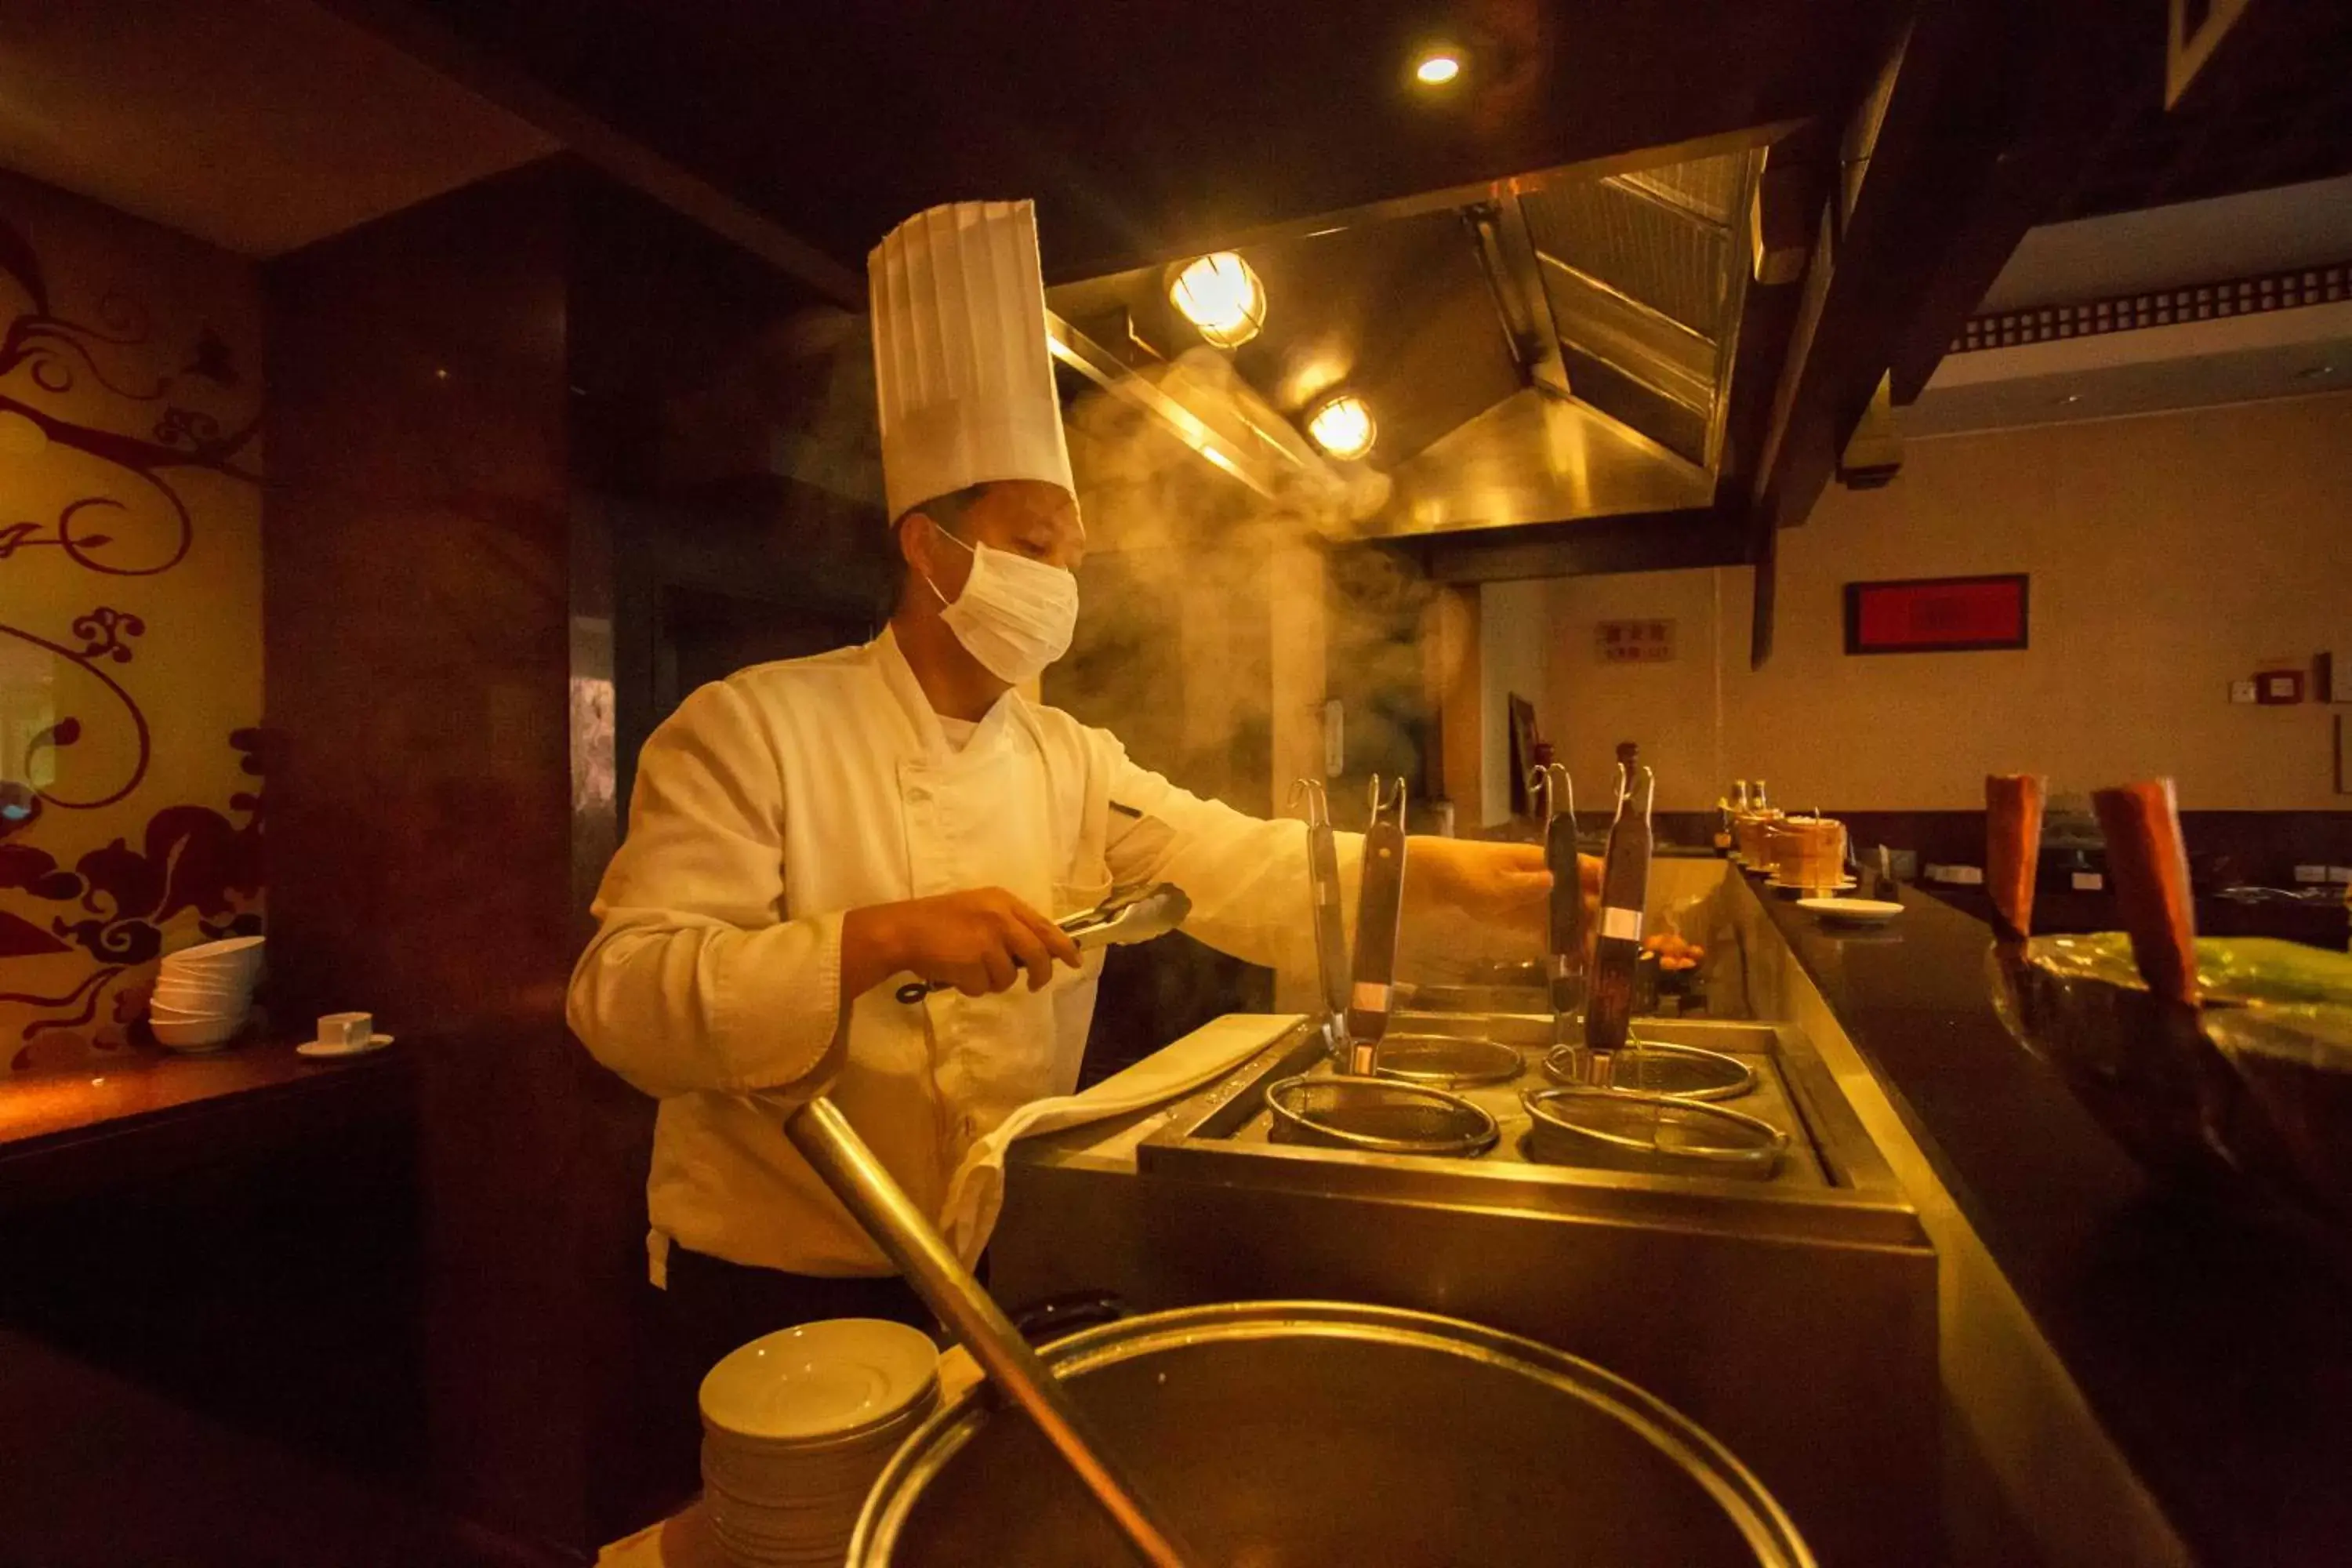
[1097,742,1363,974]
[568,681,852,1099]
[1094,736,1561,971]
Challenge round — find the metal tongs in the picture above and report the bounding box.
[1571,760,1655,1088]
[1343,777,1410,1076]
[895,882,1192,1003]
[1530,763,1584,1048]
[1291,779,1352,1058]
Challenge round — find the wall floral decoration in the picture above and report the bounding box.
[0,172,264,1073]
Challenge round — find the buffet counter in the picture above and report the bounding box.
[995,855,2352,1568]
[1737,870,2352,1568]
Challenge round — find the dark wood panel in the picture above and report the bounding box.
[0,1039,408,1211]
[0,1058,462,1568]
[266,161,621,1557]
[264,163,895,1555]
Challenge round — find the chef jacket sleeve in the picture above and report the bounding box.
[567,679,845,1099]
[1093,730,1363,975]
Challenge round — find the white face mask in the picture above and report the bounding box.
[923,523,1080,685]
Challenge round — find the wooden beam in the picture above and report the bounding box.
[1421,584,1484,820]
[1416,505,1747,583]
[1746,1,2161,564]
[1748,5,1999,536]
[1885,5,2165,402]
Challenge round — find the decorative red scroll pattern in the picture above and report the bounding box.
[1,205,264,1071]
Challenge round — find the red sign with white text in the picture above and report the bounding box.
[1846,575,2028,654]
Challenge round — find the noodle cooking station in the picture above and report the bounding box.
[991,858,1938,1568]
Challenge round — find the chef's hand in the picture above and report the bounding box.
[841,887,1082,1000]
[1405,837,1601,934]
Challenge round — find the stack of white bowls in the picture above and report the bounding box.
[698,1318,941,1567]
[147,935,264,1051]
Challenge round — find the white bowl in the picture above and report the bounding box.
[1796,897,1904,926]
[156,956,254,976]
[162,935,264,964]
[158,964,259,990]
[152,1014,245,1050]
[144,1006,238,1029]
[160,959,259,978]
[160,940,264,983]
[153,974,251,997]
[699,1319,939,1444]
[151,991,252,1016]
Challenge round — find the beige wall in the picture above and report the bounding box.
[1479,576,1552,824]
[1522,390,2352,812]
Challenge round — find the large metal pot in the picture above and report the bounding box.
[850,1301,1813,1566]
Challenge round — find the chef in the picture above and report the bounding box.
[567,201,1553,1371]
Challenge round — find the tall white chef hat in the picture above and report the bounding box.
[869,200,1074,523]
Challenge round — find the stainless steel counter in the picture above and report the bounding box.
[993,861,1936,1566]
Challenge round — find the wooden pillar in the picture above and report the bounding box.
[1421,583,1483,833]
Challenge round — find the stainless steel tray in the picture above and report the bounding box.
[1139,1015,1919,1244]
[1224,1018,1824,1188]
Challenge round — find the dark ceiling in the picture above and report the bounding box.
[2060,0,2352,220]
[403,0,1903,279]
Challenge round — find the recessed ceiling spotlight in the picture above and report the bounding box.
[2296,363,2336,380]
[2056,393,2081,405]
[1414,49,1463,86]
[1167,252,1265,348]
[1308,394,1377,460]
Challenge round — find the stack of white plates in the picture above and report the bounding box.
[147,936,264,1051]
[699,1318,941,1568]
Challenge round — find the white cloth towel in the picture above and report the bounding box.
[938,1013,1303,1262]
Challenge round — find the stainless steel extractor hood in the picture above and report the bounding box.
[1044,132,1774,550]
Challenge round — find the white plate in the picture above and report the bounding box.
[701,1406,927,1496]
[1797,898,1904,925]
[297,1033,394,1058]
[1769,875,1857,892]
[700,1319,940,1443]
[702,1395,931,1469]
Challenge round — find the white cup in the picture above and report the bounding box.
[317,1011,373,1049]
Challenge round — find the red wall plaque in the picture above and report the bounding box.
[1844,574,2030,655]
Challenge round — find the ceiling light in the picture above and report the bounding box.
[2296,363,2336,380]
[1168,252,1265,348]
[1414,51,1463,85]
[1308,394,1376,460]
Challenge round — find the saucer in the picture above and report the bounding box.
[296,1033,394,1059]
[1769,875,1858,893]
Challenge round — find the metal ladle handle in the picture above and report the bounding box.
[782,1097,1200,1568]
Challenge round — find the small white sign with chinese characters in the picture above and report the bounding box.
[1596,619,1676,663]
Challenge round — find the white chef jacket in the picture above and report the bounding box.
[567,627,1356,1279]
